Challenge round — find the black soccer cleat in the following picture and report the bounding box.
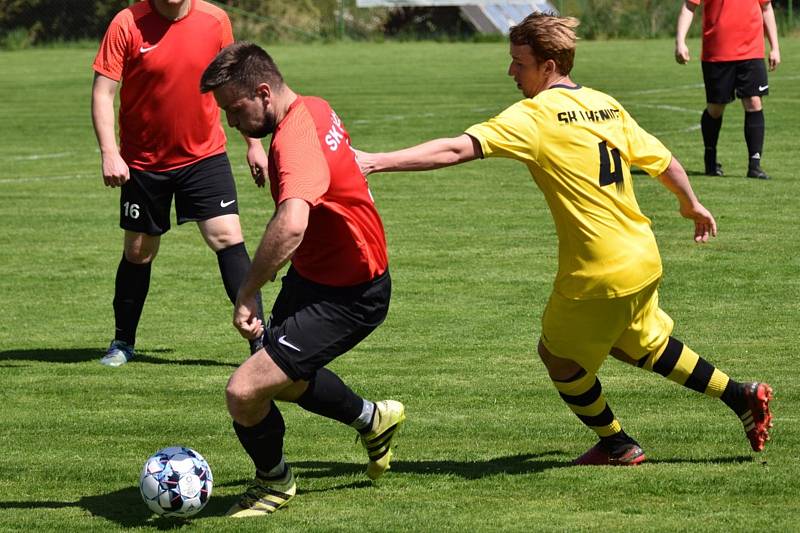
[746,166,770,180]
[705,162,724,177]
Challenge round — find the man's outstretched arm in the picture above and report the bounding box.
[355,134,482,176]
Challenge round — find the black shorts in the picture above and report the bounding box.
[120,153,239,236]
[702,59,769,104]
[262,267,391,381]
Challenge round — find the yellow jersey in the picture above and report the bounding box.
[465,85,672,300]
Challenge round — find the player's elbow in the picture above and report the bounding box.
[283,219,307,244]
[278,199,310,242]
[443,135,479,165]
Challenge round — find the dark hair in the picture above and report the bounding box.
[509,12,579,75]
[200,41,284,94]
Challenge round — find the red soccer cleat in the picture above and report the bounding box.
[573,442,646,466]
[741,382,774,452]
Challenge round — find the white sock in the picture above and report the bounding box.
[351,400,376,431]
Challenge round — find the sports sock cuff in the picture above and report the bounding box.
[706,369,729,399]
[553,370,594,395]
[215,241,247,258]
[120,254,152,270]
[256,458,287,479]
[649,337,683,377]
[353,400,376,432]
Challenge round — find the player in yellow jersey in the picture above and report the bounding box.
[356,12,773,464]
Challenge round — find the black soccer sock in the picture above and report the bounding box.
[216,242,264,352]
[701,109,723,168]
[233,401,285,474]
[113,255,151,346]
[600,430,640,456]
[296,368,367,427]
[744,110,765,168]
[720,379,747,416]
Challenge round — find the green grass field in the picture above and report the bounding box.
[1,38,799,531]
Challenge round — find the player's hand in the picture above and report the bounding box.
[101,152,130,187]
[233,293,264,340]
[353,148,374,176]
[768,49,781,71]
[246,140,268,188]
[680,202,717,243]
[674,43,690,65]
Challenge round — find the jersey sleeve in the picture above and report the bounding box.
[464,101,539,165]
[272,106,330,206]
[621,109,672,177]
[93,11,131,81]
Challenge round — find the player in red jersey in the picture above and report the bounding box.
[91,0,266,366]
[675,0,781,179]
[199,42,405,517]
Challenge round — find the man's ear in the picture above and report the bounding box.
[256,82,272,102]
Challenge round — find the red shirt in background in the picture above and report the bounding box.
[93,0,233,171]
[688,0,770,62]
[268,96,389,287]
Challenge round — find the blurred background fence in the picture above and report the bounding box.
[0,0,796,49]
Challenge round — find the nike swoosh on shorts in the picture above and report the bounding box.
[278,335,302,352]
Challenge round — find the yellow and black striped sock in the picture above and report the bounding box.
[636,337,746,414]
[552,369,623,440]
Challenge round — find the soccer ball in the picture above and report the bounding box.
[139,446,213,518]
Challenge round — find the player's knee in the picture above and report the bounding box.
[742,96,762,112]
[199,215,243,251]
[123,233,160,263]
[209,235,243,251]
[537,340,582,380]
[226,379,262,424]
[123,246,158,264]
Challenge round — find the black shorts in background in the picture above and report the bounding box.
[262,267,391,381]
[119,153,239,236]
[702,59,769,104]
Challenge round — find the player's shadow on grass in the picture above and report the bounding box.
[0,487,188,530]
[0,453,758,527]
[0,347,237,367]
[295,451,567,480]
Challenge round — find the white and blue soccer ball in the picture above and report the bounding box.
[139,446,213,518]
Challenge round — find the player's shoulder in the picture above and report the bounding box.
[576,86,625,110]
[297,95,334,116]
[274,97,321,143]
[194,0,232,24]
[106,1,143,31]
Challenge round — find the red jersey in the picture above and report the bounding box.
[689,0,770,62]
[93,0,233,171]
[268,96,388,287]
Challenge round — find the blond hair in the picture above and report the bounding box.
[509,12,580,75]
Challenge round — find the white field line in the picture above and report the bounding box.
[621,82,705,96]
[351,112,437,125]
[619,73,800,97]
[627,103,700,114]
[8,152,73,161]
[0,173,92,184]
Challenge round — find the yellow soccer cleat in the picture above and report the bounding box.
[226,465,296,518]
[360,400,406,480]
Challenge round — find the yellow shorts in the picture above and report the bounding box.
[540,279,674,375]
